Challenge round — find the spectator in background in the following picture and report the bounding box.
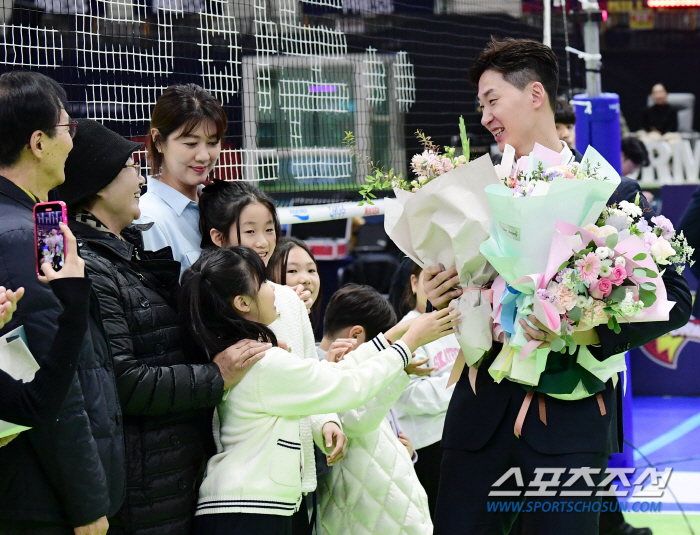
[643,83,678,135]
[679,186,700,318]
[56,119,268,535]
[554,97,576,150]
[621,136,650,178]
[0,71,120,535]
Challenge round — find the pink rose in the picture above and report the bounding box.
[589,278,613,299]
[608,265,627,286]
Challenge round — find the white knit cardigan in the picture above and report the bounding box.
[268,283,342,493]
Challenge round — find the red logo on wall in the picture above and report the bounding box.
[639,317,700,370]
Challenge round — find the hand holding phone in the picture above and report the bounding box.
[34,201,67,275]
[38,223,84,282]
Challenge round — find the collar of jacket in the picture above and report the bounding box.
[0,175,38,209]
[70,219,154,262]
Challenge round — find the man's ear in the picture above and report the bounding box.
[348,325,365,339]
[28,130,44,159]
[232,295,252,314]
[531,81,548,111]
[210,228,225,248]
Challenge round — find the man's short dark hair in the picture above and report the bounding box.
[621,136,649,167]
[323,284,397,341]
[469,37,559,111]
[554,97,576,125]
[0,71,67,167]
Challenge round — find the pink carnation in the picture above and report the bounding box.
[589,277,613,299]
[608,265,627,286]
[576,252,602,284]
[553,285,577,313]
[583,300,608,326]
[442,158,454,173]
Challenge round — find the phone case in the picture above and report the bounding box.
[33,201,68,275]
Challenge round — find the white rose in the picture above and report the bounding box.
[599,225,619,237]
[615,257,626,266]
[650,236,675,264]
[583,224,604,238]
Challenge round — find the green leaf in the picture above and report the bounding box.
[609,286,628,302]
[607,315,621,334]
[639,288,657,307]
[605,233,619,249]
[640,282,656,291]
[557,260,570,272]
[550,337,566,353]
[459,116,470,159]
[633,253,647,261]
[633,268,647,279]
[644,268,658,278]
[568,306,582,322]
[569,342,577,355]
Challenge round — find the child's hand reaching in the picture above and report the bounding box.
[325,338,357,363]
[398,432,414,459]
[404,355,435,376]
[401,307,461,353]
[292,284,313,313]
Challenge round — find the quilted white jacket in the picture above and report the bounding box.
[317,350,433,535]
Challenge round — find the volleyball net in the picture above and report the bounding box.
[0,0,575,211]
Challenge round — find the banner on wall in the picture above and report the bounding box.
[632,317,700,396]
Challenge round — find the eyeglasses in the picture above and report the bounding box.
[55,121,78,139]
[124,162,141,174]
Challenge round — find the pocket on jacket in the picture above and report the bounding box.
[270,439,302,488]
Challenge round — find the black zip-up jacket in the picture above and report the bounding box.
[0,177,125,528]
[69,218,225,535]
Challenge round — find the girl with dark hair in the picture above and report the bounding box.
[267,237,321,321]
[199,180,340,533]
[393,262,461,519]
[180,246,461,535]
[137,84,228,276]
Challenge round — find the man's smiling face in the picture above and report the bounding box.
[478,69,539,156]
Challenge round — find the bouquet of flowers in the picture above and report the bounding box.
[483,144,694,400]
[350,120,500,368]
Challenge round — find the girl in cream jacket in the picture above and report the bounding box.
[179,247,460,535]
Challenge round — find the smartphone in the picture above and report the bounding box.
[33,201,68,275]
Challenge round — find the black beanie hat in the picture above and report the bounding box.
[57,118,144,208]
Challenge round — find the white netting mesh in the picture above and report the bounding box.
[393,50,415,113]
[362,46,386,107]
[0,25,63,67]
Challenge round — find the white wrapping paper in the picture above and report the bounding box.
[384,154,501,366]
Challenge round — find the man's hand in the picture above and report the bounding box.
[423,265,462,310]
[213,340,271,389]
[404,355,435,376]
[0,433,18,448]
[74,516,109,535]
[292,284,313,313]
[39,223,85,283]
[0,286,24,329]
[398,432,414,459]
[322,422,347,466]
[326,338,357,363]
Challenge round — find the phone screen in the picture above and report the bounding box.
[34,203,66,273]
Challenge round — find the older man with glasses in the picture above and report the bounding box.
[0,71,124,535]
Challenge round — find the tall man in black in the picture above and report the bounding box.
[426,39,692,535]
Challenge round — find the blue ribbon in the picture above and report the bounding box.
[500,284,521,336]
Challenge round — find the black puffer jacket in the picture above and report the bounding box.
[0,178,124,528]
[70,218,225,535]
